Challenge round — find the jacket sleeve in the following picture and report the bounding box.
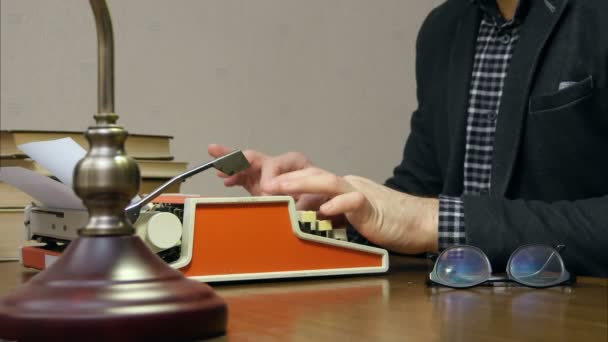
[384,9,443,197]
[464,195,608,277]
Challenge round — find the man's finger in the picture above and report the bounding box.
[319,191,368,216]
[225,173,254,187]
[208,143,234,158]
[295,193,328,211]
[276,173,355,197]
[264,167,325,193]
[223,175,241,187]
[260,152,311,193]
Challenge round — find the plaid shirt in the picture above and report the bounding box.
[438,1,525,249]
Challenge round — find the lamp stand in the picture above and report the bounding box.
[0,1,227,340]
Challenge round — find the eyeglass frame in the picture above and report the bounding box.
[427,244,575,289]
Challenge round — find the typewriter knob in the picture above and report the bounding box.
[135,211,183,252]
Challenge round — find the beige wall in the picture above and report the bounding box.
[1,0,442,196]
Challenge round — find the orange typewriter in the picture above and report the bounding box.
[21,194,388,281]
[19,150,388,281]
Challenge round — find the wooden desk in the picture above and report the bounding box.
[0,256,606,341]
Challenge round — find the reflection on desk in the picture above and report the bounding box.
[0,255,606,341]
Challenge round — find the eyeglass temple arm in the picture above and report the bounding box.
[514,245,567,279]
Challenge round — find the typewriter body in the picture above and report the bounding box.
[21,195,389,282]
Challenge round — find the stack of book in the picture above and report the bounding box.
[0,130,189,260]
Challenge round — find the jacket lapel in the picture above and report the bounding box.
[443,3,481,195]
[491,0,569,196]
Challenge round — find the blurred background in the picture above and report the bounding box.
[1,0,443,196]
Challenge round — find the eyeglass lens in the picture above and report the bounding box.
[435,247,491,287]
[509,245,565,286]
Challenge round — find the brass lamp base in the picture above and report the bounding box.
[0,236,227,341]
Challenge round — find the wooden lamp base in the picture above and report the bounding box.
[0,235,227,341]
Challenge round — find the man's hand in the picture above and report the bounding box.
[209,144,439,254]
[268,168,439,254]
[208,144,273,195]
[208,144,326,210]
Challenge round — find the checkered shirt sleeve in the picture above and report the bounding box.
[438,195,466,250]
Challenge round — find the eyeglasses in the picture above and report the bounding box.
[428,244,574,288]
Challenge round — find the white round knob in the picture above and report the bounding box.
[135,211,182,252]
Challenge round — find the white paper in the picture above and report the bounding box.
[8,137,141,210]
[18,138,87,188]
[0,167,85,210]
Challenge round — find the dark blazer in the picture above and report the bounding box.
[385,0,608,276]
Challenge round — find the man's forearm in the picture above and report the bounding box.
[463,195,608,277]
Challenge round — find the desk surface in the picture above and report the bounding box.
[0,256,606,341]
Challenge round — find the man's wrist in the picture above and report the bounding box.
[421,197,439,253]
[429,199,440,252]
